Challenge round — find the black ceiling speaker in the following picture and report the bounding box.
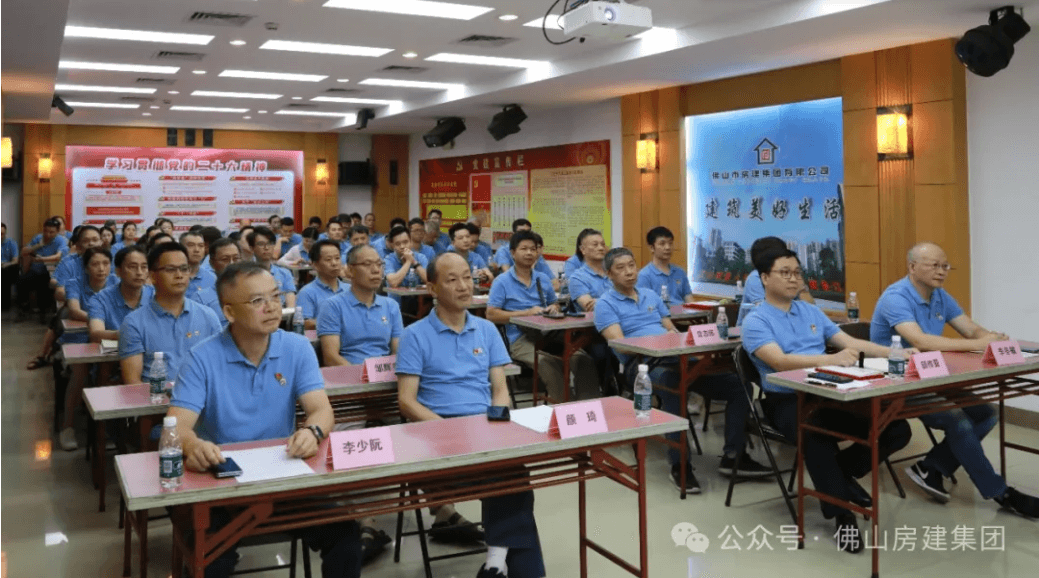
[355,108,375,130]
[487,105,527,141]
[52,95,74,117]
[955,6,1031,77]
[423,117,466,148]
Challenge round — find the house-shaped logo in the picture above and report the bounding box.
[755,138,778,165]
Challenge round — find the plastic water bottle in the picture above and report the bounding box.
[735,280,744,305]
[559,272,569,299]
[660,284,670,307]
[888,335,906,376]
[633,364,653,419]
[159,416,183,491]
[472,265,480,290]
[846,291,860,323]
[405,268,419,288]
[149,352,167,404]
[716,307,730,340]
[292,307,305,335]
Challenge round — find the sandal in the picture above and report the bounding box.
[429,512,485,544]
[26,356,50,370]
[360,525,391,565]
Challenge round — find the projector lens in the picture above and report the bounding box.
[604,8,615,21]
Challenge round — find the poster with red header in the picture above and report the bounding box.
[419,140,610,259]
[65,146,304,233]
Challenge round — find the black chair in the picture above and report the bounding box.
[231,535,312,578]
[495,325,523,408]
[393,489,487,578]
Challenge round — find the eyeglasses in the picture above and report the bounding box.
[238,293,283,308]
[352,260,384,269]
[252,242,273,249]
[122,264,147,273]
[153,265,191,275]
[214,255,241,265]
[768,268,804,280]
[914,261,953,272]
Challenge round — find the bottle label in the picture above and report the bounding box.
[634,392,653,412]
[160,453,184,479]
[149,376,164,395]
[293,323,305,335]
[717,324,729,340]
[888,358,906,375]
[848,308,860,320]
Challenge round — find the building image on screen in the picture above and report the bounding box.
[684,97,846,306]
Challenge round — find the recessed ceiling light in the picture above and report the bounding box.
[403,51,418,58]
[290,96,302,100]
[274,110,359,122]
[499,14,518,21]
[149,105,160,109]
[53,84,156,94]
[58,61,179,74]
[426,52,548,68]
[168,90,180,95]
[360,78,463,90]
[64,25,213,45]
[220,69,327,82]
[260,40,393,57]
[523,16,563,30]
[243,116,252,119]
[170,106,250,113]
[312,96,401,105]
[142,112,152,116]
[191,90,283,100]
[230,39,247,46]
[322,0,493,21]
[258,110,268,114]
[192,70,207,75]
[336,78,350,83]
[62,102,141,109]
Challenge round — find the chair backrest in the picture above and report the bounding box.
[732,344,761,390]
[839,321,870,341]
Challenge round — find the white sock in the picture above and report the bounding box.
[486,546,508,574]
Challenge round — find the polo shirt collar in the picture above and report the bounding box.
[759,299,799,317]
[900,276,933,306]
[315,277,340,293]
[428,308,477,335]
[580,263,608,279]
[506,266,534,288]
[647,263,674,277]
[608,287,639,303]
[220,326,283,367]
[344,288,377,309]
[148,297,190,319]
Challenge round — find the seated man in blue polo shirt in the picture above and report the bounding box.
[636,226,694,305]
[384,225,428,288]
[318,245,403,366]
[18,218,68,316]
[364,212,384,245]
[569,230,610,312]
[276,216,303,258]
[398,252,544,578]
[370,217,405,258]
[487,230,600,401]
[53,225,102,303]
[736,236,816,326]
[466,222,494,264]
[190,238,241,326]
[119,242,222,385]
[296,239,346,330]
[427,209,452,254]
[180,230,217,302]
[447,223,494,284]
[89,245,154,361]
[871,242,1038,518]
[169,261,362,578]
[491,221,554,280]
[742,247,913,553]
[247,227,296,308]
[407,218,437,263]
[596,247,769,492]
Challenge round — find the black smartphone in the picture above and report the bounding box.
[1021,345,1039,354]
[211,457,243,479]
[807,372,853,384]
[487,406,511,422]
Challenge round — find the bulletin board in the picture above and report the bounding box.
[418,140,611,259]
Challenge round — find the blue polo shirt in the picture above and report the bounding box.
[434,232,452,254]
[267,264,296,303]
[636,263,692,305]
[339,241,353,263]
[564,254,583,278]
[2,238,18,263]
[188,286,227,327]
[279,233,303,257]
[473,241,493,263]
[742,300,841,393]
[736,270,766,326]
[415,244,436,263]
[491,246,554,276]
[595,287,671,364]
[570,263,611,301]
[316,290,404,364]
[870,276,964,347]
[447,247,490,271]
[385,250,429,276]
[187,267,217,301]
[29,235,68,273]
[396,310,511,418]
[53,253,83,289]
[296,277,346,320]
[63,275,118,344]
[89,284,155,331]
[119,298,222,381]
[488,267,557,344]
[170,328,325,445]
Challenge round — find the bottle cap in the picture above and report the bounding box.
[638,364,649,373]
[850,292,857,297]
[892,336,901,344]
[718,306,725,313]
[163,416,177,427]
[154,351,164,360]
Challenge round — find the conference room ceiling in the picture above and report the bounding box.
[2,0,1034,133]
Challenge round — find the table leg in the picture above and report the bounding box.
[172,519,183,578]
[139,511,149,578]
[561,329,573,403]
[578,476,587,578]
[96,418,107,512]
[677,355,691,500]
[636,439,648,578]
[190,505,208,578]
[999,397,1007,480]
[796,392,806,550]
[123,508,132,577]
[870,397,881,578]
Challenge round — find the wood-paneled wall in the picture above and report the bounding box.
[369,135,409,233]
[620,38,970,317]
[18,125,339,243]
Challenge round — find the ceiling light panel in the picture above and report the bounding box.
[170,106,250,113]
[64,25,213,45]
[192,90,282,100]
[260,40,393,57]
[323,0,493,21]
[58,61,179,74]
[311,96,401,105]
[523,16,563,30]
[274,110,357,117]
[360,78,463,90]
[63,102,141,109]
[220,70,327,82]
[426,53,548,68]
[54,84,156,94]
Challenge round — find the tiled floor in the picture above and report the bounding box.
[2,312,1037,578]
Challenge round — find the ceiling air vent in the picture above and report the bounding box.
[135,78,176,85]
[454,35,518,48]
[325,88,362,94]
[154,51,207,62]
[381,65,428,74]
[186,11,255,27]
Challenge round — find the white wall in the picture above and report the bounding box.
[408,98,624,249]
[967,30,1039,412]
[337,133,372,216]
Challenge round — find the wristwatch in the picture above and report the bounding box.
[305,424,325,441]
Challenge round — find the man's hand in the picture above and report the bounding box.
[184,439,224,472]
[402,249,416,266]
[545,303,560,315]
[904,348,921,357]
[286,427,320,459]
[525,305,545,316]
[829,348,860,367]
[476,268,493,282]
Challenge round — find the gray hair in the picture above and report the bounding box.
[604,247,634,272]
[425,221,439,234]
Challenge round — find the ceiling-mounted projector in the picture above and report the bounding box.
[561,1,653,40]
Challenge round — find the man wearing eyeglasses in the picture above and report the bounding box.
[318,245,403,367]
[296,240,347,331]
[248,227,296,308]
[119,243,222,385]
[168,261,362,578]
[871,242,1039,518]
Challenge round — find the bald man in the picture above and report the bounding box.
[871,242,1038,518]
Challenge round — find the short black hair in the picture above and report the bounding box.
[465,222,481,237]
[389,217,406,230]
[574,228,600,261]
[337,213,350,222]
[179,230,203,243]
[147,241,187,270]
[81,247,113,271]
[217,260,270,304]
[208,237,238,260]
[227,231,242,243]
[531,232,544,247]
[604,247,634,272]
[247,227,276,246]
[427,208,443,218]
[301,226,320,241]
[509,229,538,252]
[281,216,295,227]
[268,214,281,223]
[348,225,369,239]
[387,225,409,243]
[199,226,222,246]
[327,216,340,225]
[448,222,468,241]
[511,218,532,232]
[349,212,362,221]
[76,225,101,243]
[750,236,788,271]
[408,217,425,229]
[646,226,674,246]
[188,224,204,233]
[146,234,174,253]
[308,216,322,226]
[43,218,61,230]
[310,239,341,262]
[114,245,146,268]
[755,247,799,276]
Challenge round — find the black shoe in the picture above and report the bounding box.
[834,513,864,554]
[906,462,950,503]
[429,513,485,544]
[995,487,1039,519]
[845,477,873,509]
[718,455,773,479]
[476,564,507,578]
[359,526,391,565]
[670,464,702,494]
